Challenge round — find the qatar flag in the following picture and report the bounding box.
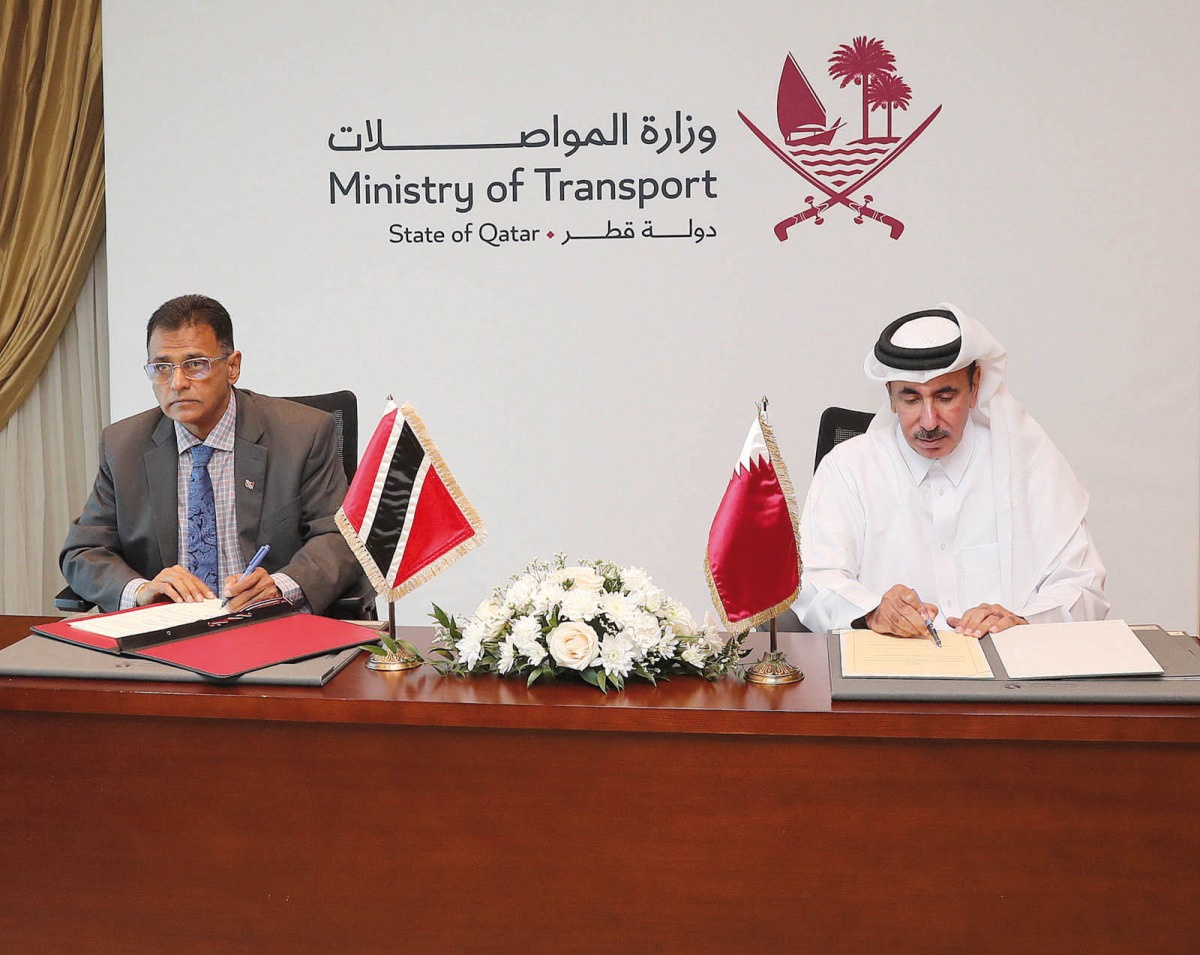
[336,399,485,601]
[704,408,801,633]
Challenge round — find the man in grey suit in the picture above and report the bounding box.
[61,294,367,614]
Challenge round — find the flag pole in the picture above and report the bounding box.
[365,597,422,671]
[744,614,804,685]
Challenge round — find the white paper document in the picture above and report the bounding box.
[68,599,226,638]
[989,619,1163,680]
[840,629,994,679]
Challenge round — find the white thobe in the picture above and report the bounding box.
[793,419,1108,633]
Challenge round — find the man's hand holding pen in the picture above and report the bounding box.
[865,584,941,640]
[222,568,280,612]
[221,544,278,611]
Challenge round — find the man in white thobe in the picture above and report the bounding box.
[793,305,1108,638]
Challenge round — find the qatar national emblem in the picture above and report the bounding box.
[739,37,941,241]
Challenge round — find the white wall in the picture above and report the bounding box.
[102,0,1200,630]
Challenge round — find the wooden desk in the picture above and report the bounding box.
[2,614,1198,953]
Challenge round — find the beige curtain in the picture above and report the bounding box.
[0,236,108,614]
[1,0,105,431]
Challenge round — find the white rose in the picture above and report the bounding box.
[547,621,600,671]
[558,566,606,593]
[474,598,508,634]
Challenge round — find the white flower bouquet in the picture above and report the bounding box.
[430,555,746,691]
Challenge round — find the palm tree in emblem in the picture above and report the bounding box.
[828,36,896,142]
[868,72,912,142]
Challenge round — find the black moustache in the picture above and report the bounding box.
[914,428,950,441]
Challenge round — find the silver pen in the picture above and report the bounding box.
[912,589,942,647]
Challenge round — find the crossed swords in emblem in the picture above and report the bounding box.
[738,106,941,241]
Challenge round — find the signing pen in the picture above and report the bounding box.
[912,589,942,647]
[222,544,271,607]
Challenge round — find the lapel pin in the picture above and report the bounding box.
[245,479,255,489]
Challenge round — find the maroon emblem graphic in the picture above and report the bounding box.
[740,38,940,241]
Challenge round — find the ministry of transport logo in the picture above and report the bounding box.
[739,36,940,241]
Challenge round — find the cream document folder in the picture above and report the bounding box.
[840,629,994,679]
[989,619,1163,680]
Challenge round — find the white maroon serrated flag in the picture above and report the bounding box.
[336,399,484,601]
[704,403,801,634]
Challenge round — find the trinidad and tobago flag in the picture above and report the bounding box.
[704,403,801,633]
[336,399,484,601]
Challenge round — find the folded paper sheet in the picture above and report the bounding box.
[989,619,1163,680]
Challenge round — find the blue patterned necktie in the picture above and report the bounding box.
[186,444,218,589]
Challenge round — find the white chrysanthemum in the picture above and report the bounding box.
[556,565,606,593]
[457,632,485,669]
[462,616,489,643]
[701,632,725,655]
[599,591,631,622]
[597,633,636,679]
[504,574,538,611]
[680,641,709,668]
[665,601,697,636]
[653,632,679,659]
[497,638,517,674]
[524,641,547,666]
[622,566,653,593]
[561,587,601,622]
[628,611,663,652]
[640,586,665,613]
[534,581,567,615]
[510,615,541,646]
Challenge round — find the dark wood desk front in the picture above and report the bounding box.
[2,614,1197,953]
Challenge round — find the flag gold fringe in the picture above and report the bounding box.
[702,407,803,635]
[704,553,799,635]
[759,410,802,550]
[336,401,486,603]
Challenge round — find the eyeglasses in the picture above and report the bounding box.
[143,355,229,383]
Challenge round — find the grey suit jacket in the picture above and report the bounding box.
[60,389,368,614]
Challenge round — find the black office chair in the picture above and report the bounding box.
[56,390,374,619]
[814,406,875,471]
[280,390,359,485]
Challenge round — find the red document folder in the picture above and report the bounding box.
[33,601,372,679]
